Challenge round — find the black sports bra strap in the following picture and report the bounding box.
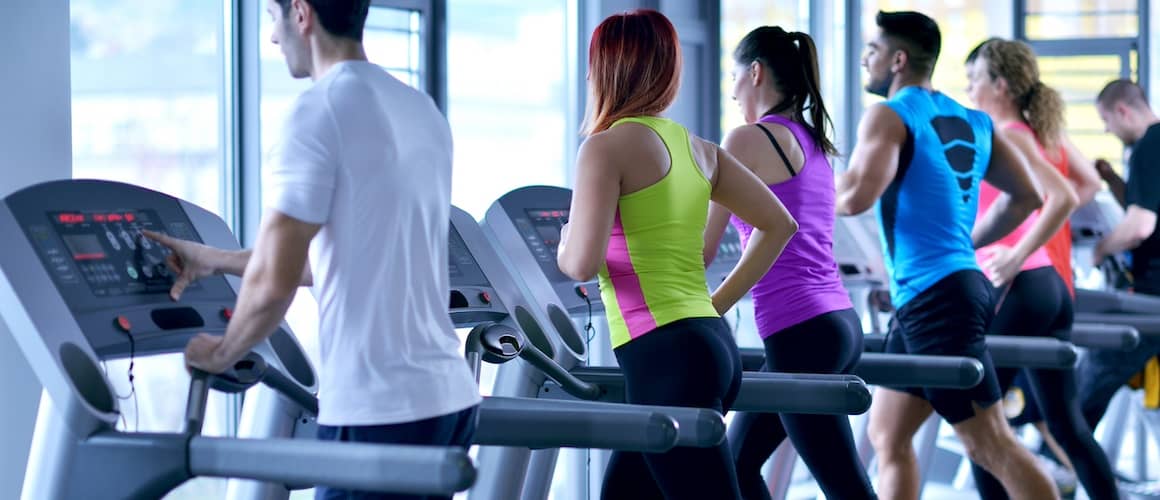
[754,123,797,177]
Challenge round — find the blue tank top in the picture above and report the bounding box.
[877,86,994,308]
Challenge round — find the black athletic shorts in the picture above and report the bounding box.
[884,269,1003,424]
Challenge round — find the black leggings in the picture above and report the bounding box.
[728,308,876,500]
[970,267,1119,500]
[602,317,743,500]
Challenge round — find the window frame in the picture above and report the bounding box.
[1013,0,1149,97]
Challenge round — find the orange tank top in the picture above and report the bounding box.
[1006,121,1074,295]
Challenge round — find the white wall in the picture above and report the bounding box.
[0,1,72,497]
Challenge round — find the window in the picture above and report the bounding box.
[1025,0,1139,39]
[70,1,231,498]
[71,0,226,214]
[445,0,572,217]
[719,0,807,135]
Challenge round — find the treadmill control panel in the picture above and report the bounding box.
[47,209,177,297]
[7,181,237,358]
[449,225,489,288]
[447,221,507,326]
[507,205,601,314]
[518,209,570,283]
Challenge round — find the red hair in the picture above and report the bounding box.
[581,9,682,136]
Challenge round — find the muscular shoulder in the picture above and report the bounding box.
[857,103,906,141]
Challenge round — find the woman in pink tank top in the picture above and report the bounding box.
[965,38,1119,500]
[704,26,876,500]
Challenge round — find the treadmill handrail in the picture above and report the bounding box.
[983,336,1077,368]
[1070,323,1140,350]
[1075,288,1160,314]
[185,370,211,436]
[854,353,984,388]
[1075,313,1160,336]
[740,348,985,388]
[732,371,871,414]
[863,334,1077,368]
[189,436,475,495]
[481,396,725,448]
[520,345,602,400]
[475,397,679,451]
[566,366,871,415]
[261,368,320,416]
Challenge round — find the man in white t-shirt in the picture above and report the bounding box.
[145,1,480,497]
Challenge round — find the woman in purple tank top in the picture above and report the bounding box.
[704,26,877,500]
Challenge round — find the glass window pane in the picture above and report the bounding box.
[70,2,229,498]
[1025,0,1139,39]
[71,0,224,215]
[366,6,416,32]
[719,0,806,135]
[446,0,570,218]
[364,15,422,83]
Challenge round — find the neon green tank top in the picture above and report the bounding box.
[597,116,720,348]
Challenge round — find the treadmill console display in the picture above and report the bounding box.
[47,209,175,297]
[516,209,570,282]
[448,225,489,287]
[6,180,239,357]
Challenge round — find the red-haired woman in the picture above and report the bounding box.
[556,9,798,499]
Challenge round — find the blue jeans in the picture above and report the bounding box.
[315,405,479,500]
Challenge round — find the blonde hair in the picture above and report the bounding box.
[977,39,1065,149]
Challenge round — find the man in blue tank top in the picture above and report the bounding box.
[836,11,1059,499]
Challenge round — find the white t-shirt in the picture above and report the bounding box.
[264,60,480,426]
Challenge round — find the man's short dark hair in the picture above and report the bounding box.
[1098,79,1150,109]
[876,10,941,78]
[275,0,371,41]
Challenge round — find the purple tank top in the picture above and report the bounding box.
[729,115,853,338]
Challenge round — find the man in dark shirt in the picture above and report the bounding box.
[1091,79,1160,291]
[1076,79,1160,428]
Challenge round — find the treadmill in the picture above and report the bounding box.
[1070,194,1160,483]
[1070,196,1160,335]
[227,206,729,500]
[481,186,874,499]
[449,207,733,500]
[711,216,988,499]
[728,214,1100,498]
[0,180,475,499]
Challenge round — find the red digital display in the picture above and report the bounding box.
[92,214,107,223]
[57,213,85,224]
[106,213,124,222]
[124,213,136,222]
